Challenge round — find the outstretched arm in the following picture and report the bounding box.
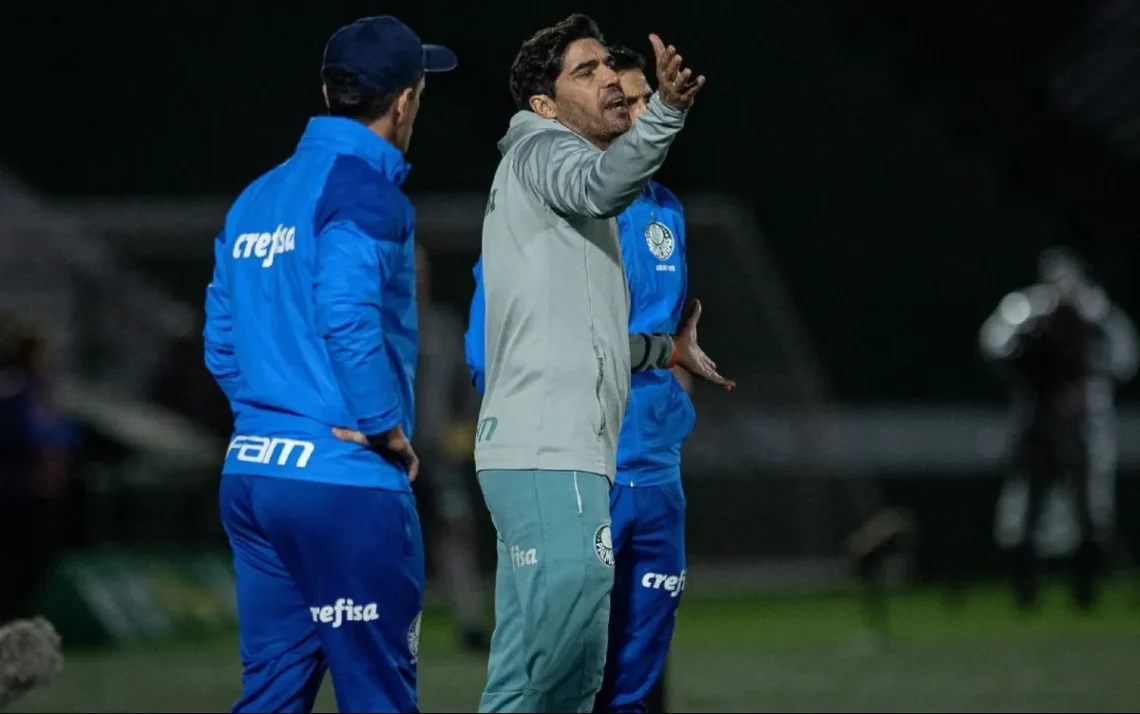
[511,35,705,220]
[512,95,687,220]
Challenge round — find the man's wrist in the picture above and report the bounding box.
[667,342,679,369]
[629,333,676,372]
[365,421,403,448]
[649,92,688,121]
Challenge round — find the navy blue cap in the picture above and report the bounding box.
[322,16,457,95]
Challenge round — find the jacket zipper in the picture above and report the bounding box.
[583,230,608,439]
[593,345,607,437]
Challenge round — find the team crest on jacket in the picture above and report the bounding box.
[408,611,422,662]
[645,221,675,261]
[594,524,614,567]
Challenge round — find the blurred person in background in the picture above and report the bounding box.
[466,42,709,714]
[147,329,235,441]
[979,247,1137,612]
[413,244,490,653]
[0,317,75,624]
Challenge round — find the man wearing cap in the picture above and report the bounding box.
[203,15,455,713]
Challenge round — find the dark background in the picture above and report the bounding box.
[5,0,1140,403]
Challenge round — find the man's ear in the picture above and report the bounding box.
[394,86,416,122]
[529,94,557,119]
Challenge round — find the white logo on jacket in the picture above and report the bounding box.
[645,221,675,261]
[227,435,315,469]
[310,599,379,628]
[408,611,422,663]
[641,569,687,598]
[232,224,296,268]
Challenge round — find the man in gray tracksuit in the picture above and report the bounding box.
[473,14,728,713]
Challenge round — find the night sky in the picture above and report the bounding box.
[4,0,1139,401]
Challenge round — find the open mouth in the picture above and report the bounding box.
[604,93,626,111]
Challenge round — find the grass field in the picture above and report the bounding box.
[9,583,1140,713]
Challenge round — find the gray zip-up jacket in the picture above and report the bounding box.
[474,94,686,481]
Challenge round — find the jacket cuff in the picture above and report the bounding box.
[360,410,402,441]
[630,333,676,372]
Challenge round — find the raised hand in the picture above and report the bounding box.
[673,299,735,391]
[649,34,706,110]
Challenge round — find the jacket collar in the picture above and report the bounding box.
[498,110,583,156]
[298,116,411,186]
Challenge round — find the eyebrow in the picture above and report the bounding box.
[570,57,605,74]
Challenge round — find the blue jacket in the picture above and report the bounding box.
[464,181,695,486]
[204,117,418,491]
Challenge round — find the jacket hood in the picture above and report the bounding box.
[498,111,572,155]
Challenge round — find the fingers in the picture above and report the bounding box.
[698,364,734,390]
[333,426,420,480]
[651,34,680,79]
[680,74,707,100]
[701,361,735,391]
[651,34,706,109]
[691,347,733,391]
[685,299,702,328]
[406,450,420,482]
[650,34,675,69]
[332,427,368,446]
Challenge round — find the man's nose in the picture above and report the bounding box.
[600,65,620,85]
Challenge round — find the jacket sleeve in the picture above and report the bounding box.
[464,258,487,396]
[512,94,688,219]
[313,188,408,438]
[203,232,243,403]
[630,334,676,372]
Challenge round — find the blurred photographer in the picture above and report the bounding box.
[979,248,1137,611]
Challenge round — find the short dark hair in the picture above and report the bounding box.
[322,67,405,123]
[609,45,646,73]
[509,14,606,111]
